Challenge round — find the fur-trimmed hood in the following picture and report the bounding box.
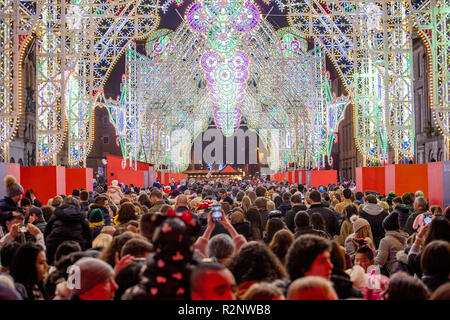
[395,249,409,264]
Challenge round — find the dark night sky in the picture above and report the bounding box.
[103,0,290,99]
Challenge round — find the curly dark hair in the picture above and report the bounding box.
[285,234,331,281]
[226,241,288,285]
[117,202,138,225]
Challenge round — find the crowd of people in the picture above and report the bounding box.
[0,174,449,300]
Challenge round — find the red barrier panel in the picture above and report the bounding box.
[20,166,66,205]
[427,162,443,208]
[310,170,337,188]
[107,155,149,187]
[385,164,428,198]
[66,168,93,193]
[356,167,386,195]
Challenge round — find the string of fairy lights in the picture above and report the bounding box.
[0,0,448,171]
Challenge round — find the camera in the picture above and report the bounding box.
[211,205,222,222]
[19,225,28,233]
[423,215,432,225]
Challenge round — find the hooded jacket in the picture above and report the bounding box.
[359,203,388,248]
[44,204,92,264]
[284,204,308,233]
[106,185,123,205]
[374,230,408,275]
[392,204,411,230]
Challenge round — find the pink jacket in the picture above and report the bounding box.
[107,185,123,205]
[193,234,247,259]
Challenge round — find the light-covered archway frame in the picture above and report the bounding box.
[0,0,449,169]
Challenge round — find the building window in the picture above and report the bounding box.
[103,136,109,144]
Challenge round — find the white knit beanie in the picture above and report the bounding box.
[352,218,370,233]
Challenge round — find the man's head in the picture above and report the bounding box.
[254,197,268,210]
[175,194,189,208]
[71,257,118,300]
[149,190,163,204]
[354,246,374,272]
[355,192,364,201]
[3,175,23,203]
[365,194,378,204]
[139,213,159,241]
[282,192,292,203]
[342,189,352,200]
[294,211,310,228]
[286,235,333,281]
[28,206,43,224]
[255,186,267,198]
[207,234,235,262]
[191,263,236,300]
[392,196,403,209]
[414,196,427,212]
[5,214,25,233]
[218,188,227,199]
[309,191,322,204]
[80,190,89,202]
[291,194,302,206]
[20,198,32,216]
[401,192,414,205]
[120,238,153,259]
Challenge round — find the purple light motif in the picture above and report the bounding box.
[201,51,222,72]
[233,108,242,128]
[231,2,259,32]
[234,69,248,83]
[228,51,249,71]
[205,71,216,84]
[187,2,213,33]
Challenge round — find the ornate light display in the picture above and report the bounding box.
[0,0,449,170]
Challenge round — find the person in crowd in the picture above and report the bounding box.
[88,208,105,239]
[20,198,32,219]
[254,197,269,228]
[269,229,294,264]
[420,240,450,293]
[41,206,54,223]
[226,241,288,299]
[407,216,450,278]
[27,206,47,235]
[286,234,333,283]
[382,272,429,300]
[310,213,331,239]
[245,207,264,241]
[10,242,49,300]
[138,193,152,209]
[354,246,375,272]
[92,233,113,251]
[263,218,285,244]
[430,205,442,216]
[79,190,90,213]
[334,189,357,215]
[114,258,146,300]
[284,194,307,233]
[374,211,408,275]
[88,195,111,226]
[344,217,374,261]
[241,196,252,214]
[287,276,338,300]
[193,210,246,259]
[242,282,285,300]
[293,211,329,239]
[247,190,257,205]
[404,196,428,235]
[122,213,201,300]
[174,194,190,213]
[0,176,24,230]
[68,257,118,300]
[358,194,388,248]
[148,190,166,213]
[52,240,82,266]
[0,241,21,273]
[277,192,292,217]
[335,205,357,246]
[120,238,153,259]
[106,180,123,206]
[50,196,63,210]
[98,231,139,267]
[307,191,339,237]
[190,263,236,300]
[24,189,41,208]
[44,196,91,265]
[114,202,138,227]
[0,213,45,250]
[230,209,251,240]
[206,234,234,265]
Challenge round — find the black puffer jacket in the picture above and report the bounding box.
[284,204,308,232]
[0,197,19,227]
[44,204,92,264]
[359,203,389,248]
[330,269,363,300]
[307,204,340,237]
[277,202,292,217]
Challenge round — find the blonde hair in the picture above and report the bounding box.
[355,225,374,248]
[231,211,245,224]
[378,201,389,211]
[267,200,275,212]
[242,196,251,213]
[93,233,113,249]
[247,191,257,204]
[287,276,337,300]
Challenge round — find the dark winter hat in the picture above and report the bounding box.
[386,192,397,205]
[88,208,104,228]
[382,211,400,231]
[70,257,114,296]
[4,175,24,198]
[72,189,80,197]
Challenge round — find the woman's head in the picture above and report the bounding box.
[353,218,373,240]
[242,282,284,300]
[383,272,429,300]
[226,241,288,285]
[241,196,251,213]
[269,229,294,263]
[93,233,114,250]
[54,240,82,265]
[421,240,450,278]
[230,210,245,224]
[287,276,338,300]
[343,204,358,222]
[51,196,63,207]
[98,231,140,267]
[329,241,346,271]
[265,218,285,243]
[266,201,275,212]
[245,207,263,232]
[10,243,47,285]
[430,205,442,216]
[247,191,257,204]
[63,195,80,208]
[116,203,138,225]
[425,216,450,245]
